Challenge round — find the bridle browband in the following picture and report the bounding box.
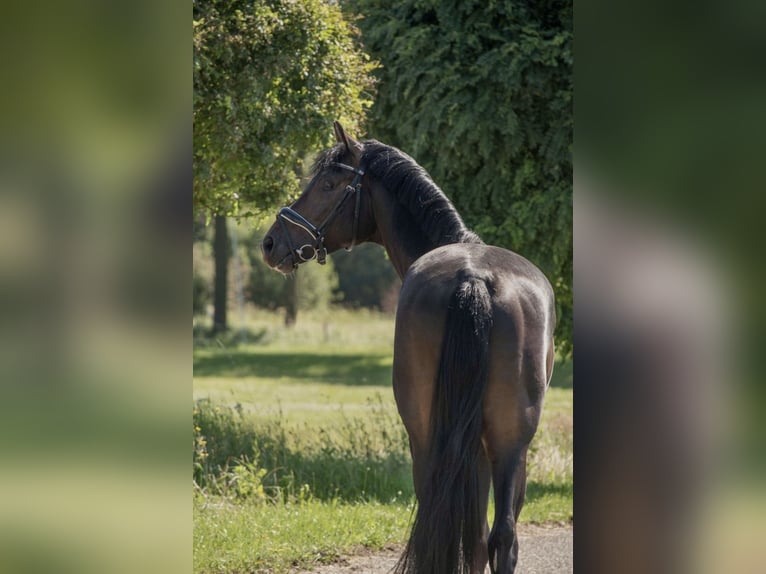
[277,162,365,268]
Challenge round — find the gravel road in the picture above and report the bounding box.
[299,523,572,574]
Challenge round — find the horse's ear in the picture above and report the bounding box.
[333,121,345,144]
[333,121,362,160]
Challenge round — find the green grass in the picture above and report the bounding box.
[193,346,396,429]
[193,308,572,573]
[194,498,412,573]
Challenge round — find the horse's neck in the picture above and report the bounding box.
[367,180,429,280]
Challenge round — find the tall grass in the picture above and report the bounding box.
[193,397,412,504]
[193,390,572,509]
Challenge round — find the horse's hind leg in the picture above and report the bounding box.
[484,324,550,573]
[475,447,491,574]
[487,446,528,574]
[512,446,528,523]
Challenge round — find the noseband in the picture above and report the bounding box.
[277,162,365,268]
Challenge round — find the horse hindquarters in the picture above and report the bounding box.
[394,276,493,574]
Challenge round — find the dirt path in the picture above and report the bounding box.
[299,524,573,574]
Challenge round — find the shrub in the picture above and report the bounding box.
[331,243,400,310]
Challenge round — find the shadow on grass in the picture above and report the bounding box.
[193,350,393,386]
[192,324,269,348]
[525,481,573,502]
[195,348,571,391]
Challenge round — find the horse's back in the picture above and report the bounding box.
[399,243,555,339]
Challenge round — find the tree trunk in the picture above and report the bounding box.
[284,273,297,327]
[211,215,230,334]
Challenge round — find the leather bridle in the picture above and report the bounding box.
[277,162,365,268]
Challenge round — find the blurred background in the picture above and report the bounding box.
[0,1,189,573]
[576,0,765,572]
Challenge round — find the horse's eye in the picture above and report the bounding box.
[323,181,333,191]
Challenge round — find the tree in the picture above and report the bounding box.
[193,0,377,216]
[193,0,377,328]
[347,0,573,354]
[211,215,230,333]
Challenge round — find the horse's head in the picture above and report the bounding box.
[262,121,368,273]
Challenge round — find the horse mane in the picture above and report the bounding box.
[312,140,483,247]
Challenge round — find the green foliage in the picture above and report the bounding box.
[193,0,377,216]
[294,260,340,312]
[330,243,400,310]
[244,229,291,311]
[347,0,572,354]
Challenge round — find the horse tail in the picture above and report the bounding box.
[395,276,493,574]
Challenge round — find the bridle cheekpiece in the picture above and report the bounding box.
[277,161,365,268]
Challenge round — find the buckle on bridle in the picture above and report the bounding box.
[296,244,317,262]
[294,243,327,264]
[277,161,364,268]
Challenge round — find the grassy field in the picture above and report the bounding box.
[193,308,572,573]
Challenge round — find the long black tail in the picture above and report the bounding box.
[395,276,493,574]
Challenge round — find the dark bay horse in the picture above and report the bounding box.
[262,122,556,574]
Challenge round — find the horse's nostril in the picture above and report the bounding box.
[262,235,274,254]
